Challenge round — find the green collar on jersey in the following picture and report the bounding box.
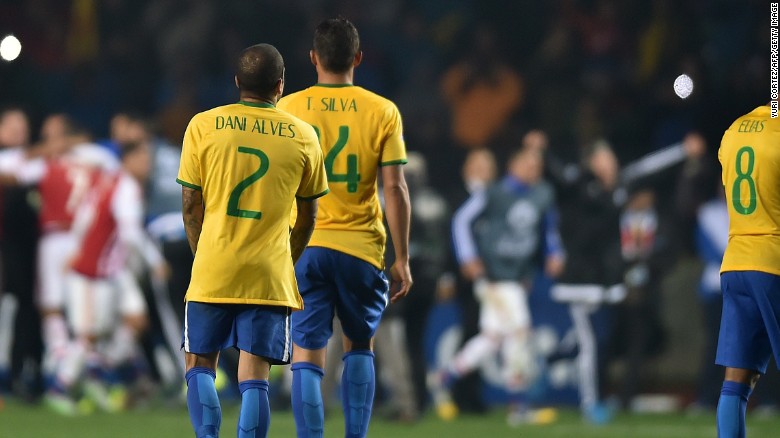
[238,101,275,108]
[314,83,354,88]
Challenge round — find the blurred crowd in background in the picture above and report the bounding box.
[0,0,774,422]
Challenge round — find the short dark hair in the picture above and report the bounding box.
[313,18,360,73]
[47,113,90,138]
[119,140,148,160]
[235,44,284,97]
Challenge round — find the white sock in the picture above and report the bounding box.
[103,324,137,367]
[43,313,70,353]
[42,313,71,376]
[56,339,88,390]
[501,330,535,391]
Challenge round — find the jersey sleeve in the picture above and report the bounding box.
[176,116,203,190]
[297,131,329,200]
[15,157,47,185]
[112,174,165,267]
[379,104,407,167]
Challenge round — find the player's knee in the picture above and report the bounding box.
[724,367,761,388]
[344,336,373,352]
[186,352,219,371]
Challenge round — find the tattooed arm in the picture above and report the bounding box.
[290,197,318,264]
[182,186,205,255]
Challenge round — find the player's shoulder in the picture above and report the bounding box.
[280,110,318,141]
[189,104,238,125]
[351,86,400,113]
[69,143,120,171]
[278,88,310,106]
[726,106,778,131]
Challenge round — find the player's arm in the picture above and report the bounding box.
[182,186,204,255]
[541,206,565,278]
[178,116,204,255]
[290,197,318,264]
[620,133,704,186]
[382,164,413,303]
[451,189,488,281]
[112,175,169,279]
[0,156,45,186]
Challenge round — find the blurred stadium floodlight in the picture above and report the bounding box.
[0,35,22,62]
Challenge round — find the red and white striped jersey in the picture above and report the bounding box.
[38,159,100,232]
[70,171,162,278]
[12,143,119,233]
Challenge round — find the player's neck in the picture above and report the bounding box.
[239,93,275,106]
[317,69,354,86]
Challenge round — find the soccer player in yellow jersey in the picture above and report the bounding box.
[276,18,412,438]
[716,104,780,438]
[176,44,329,438]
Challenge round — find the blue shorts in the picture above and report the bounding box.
[292,247,389,350]
[183,301,292,365]
[716,271,780,373]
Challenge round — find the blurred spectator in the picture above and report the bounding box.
[104,112,190,387]
[439,148,497,415]
[547,132,696,422]
[47,140,166,415]
[691,189,727,411]
[549,138,626,424]
[440,26,523,149]
[674,132,717,253]
[0,108,43,399]
[1,114,119,401]
[376,152,450,421]
[611,187,673,409]
[432,145,562,426]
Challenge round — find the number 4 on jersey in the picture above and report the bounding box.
[314,125,360,193]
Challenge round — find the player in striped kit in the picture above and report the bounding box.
[1,115,120,390]
[46,140,167,414]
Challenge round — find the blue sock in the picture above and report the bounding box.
[185,367,221,438]
[237,380,270,438]
[291,362,324,438]
[341,351,375,438]
[717,380,752,438]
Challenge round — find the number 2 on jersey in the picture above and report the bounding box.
[732,146,757,215]
[227,146,269,220]
[313,125,360,193]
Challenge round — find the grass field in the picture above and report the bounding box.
[2,399,780,438]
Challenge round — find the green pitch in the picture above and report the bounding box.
[2,400,780,438]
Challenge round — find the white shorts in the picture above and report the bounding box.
[66,270,147,337]
[475,280,530,334]
[37,231,76,310]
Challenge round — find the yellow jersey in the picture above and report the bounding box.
[177,101,329,308]
[277,84,407,269]
[719,105,780,276]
